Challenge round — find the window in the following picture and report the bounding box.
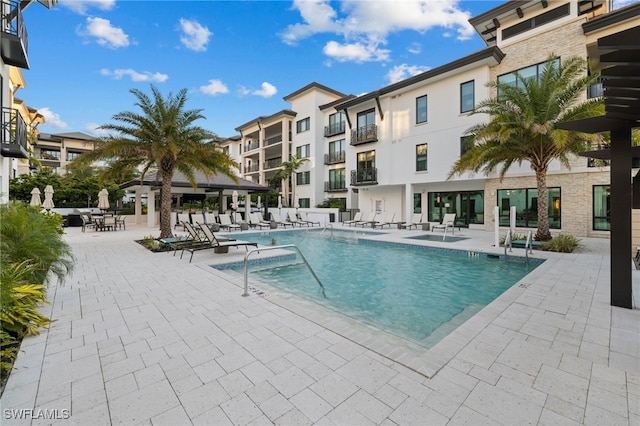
[357,109,375,129]
[593,185,610,231]
[296,171,310,185]
[352,109,377,144]
[497,187,561,229]
[298,198,310,208]
[502,3,570,40]
[40,149,60,160]
[327,112,346,135]
[66,151,82,161]
[416,143,428,171]
[327,139,345,163]
[497,58,560,97]
[413,193,422,214]
[428,191,484,226]
[460,81,474,113]
[296,144,310,158]
[416,95,427,124]
[328,168,346,191]
[353,150,376,184]
[460,135,474,156]
[296,117,310,133]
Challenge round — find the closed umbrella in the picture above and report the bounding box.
[278,195,282,209]
[231,190,238,211]
[42,185,55,211]
[30,187,42,207]
[98,188,110,211]
[257,196,261,209]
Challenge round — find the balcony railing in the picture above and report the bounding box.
[264,158,282,170]
[324,181,347,192]
[350,168,378,186]
[245,141,260,151]
[324,122,345,137]
[1,107,28,158]
[324,151,345,165]
[350,124,377,145]
[1,0,29,68]
[265,135,283,146]
[245,164,260,173]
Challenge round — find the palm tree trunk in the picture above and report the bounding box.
[534,168,552,241]
[159,170,174,238]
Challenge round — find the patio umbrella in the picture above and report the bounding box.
[30,187,42,207]
[42,185,55,211]
[232,190,238,211]
[278,195,282,209]
[98,188,110,211]
[257,196,261,209]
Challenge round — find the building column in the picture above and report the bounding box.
[135,188,142,224]
[147,190,156,228]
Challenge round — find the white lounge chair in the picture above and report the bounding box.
[403,213,423,230]
[288,211,308,227]
[174,213,190,230]
[372,212,395,229]
[249,212,270,229]
[432,213,459,233]
[343,211,362,226]
[219,213,241,231]
[356,211,380,228]
[272,214,294,228]
[299,211,320,227]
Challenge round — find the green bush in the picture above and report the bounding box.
[540,234,582,253]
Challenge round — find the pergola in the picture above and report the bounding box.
[120,170,272,228]
[557,25,640,309]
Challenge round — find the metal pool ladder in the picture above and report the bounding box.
[242,245,327,298]
[504,229,533,264]
[320,223,334,236]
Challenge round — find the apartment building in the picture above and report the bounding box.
[1,0,57,202]
[234,0,638,238]
[33,131,96,175]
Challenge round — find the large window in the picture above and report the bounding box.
[353,150,376,184]
[497,187,561,229]
[413,193,422,214]
[416,143,428,171]
[460,135,474,156]
[460,81,474,113]
[593,185,610,231]
[327,139,345,163]
[328,168,346,191]
[40,149,60,160]
[327,112,346,135]
[416,95,428,124]
[296,144,310,158]
[298,198,310,208]
[296,117,310,133]
[497,58,560,97]
[296,171,310,185]
[66,151,82,161]
[428,191,484,226]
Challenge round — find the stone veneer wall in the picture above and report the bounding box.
[484,169,610,238]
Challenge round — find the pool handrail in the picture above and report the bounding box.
[320,223,334,236]
[242,245,327,298]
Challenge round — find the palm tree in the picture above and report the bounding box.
[449,55,603,241]
[74,85,238,238]
[272,154,309,207]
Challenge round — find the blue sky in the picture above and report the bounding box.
[21,0,634,138]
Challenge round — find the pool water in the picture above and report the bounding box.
[218,229,541,347]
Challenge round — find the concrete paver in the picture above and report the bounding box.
[1,223,638,425]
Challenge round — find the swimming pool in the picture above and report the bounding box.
[217,229,541,347]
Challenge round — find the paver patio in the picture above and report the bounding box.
[1,223,638,425]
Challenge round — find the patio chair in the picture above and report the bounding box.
[249,213,271,229]
[432,213,459,233]
[403,213,423,230]
[355,211,379,228]
[343,211,362,226]
[115,215,126,230]
[272,213,294,228]
[288,211,308,227]
[372,212,395,229]
[174,213,190,230]
[183,223,258,263]
[298,211,320,227]
[80,215,95,233]
[219,213,241,231]
[203,212,217,225]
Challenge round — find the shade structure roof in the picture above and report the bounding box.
[119,170,270,195]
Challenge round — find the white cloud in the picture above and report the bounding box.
[323,40,390,63]
[239,82,278,98]
[59,0,115,15]
[281,0,475,63]
[85,122,109,136]
[407,42,422,55]
[179,18,212,52]
[100,68,169,82]
[38,107,68,129]
[82,17,129,49]
[385,64,431,84]
[199,79,229,96]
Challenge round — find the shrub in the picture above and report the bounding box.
[540,234,582,253]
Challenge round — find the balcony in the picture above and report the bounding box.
[324,151,345,165]
[324,122,345,137]
[1,0,29,69]
[1,107,28,158]
[264,158,282,170]
[350,168,377,186]
[265,135,283,146]
[245,141,260,151]
[324,181,347,192]
[350,124,377,145]
[245,164,259,173]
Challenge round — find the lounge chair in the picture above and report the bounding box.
[403,213,423,230]
[372,212,395,229]
[183,223,258,263]
[356,211,380,228]
[298,211,320,227]
[343,211,362,226]
[174,213,190,230]
[288,211,308,227]
[432,213,459,233]
[203,212,217,225]
[272,214,294,228]
[219,213,241,231]
[249,213,271,229]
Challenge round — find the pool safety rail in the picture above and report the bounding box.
[320,223,334,236]
[504,229,533,264]
[242,245,327,298]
